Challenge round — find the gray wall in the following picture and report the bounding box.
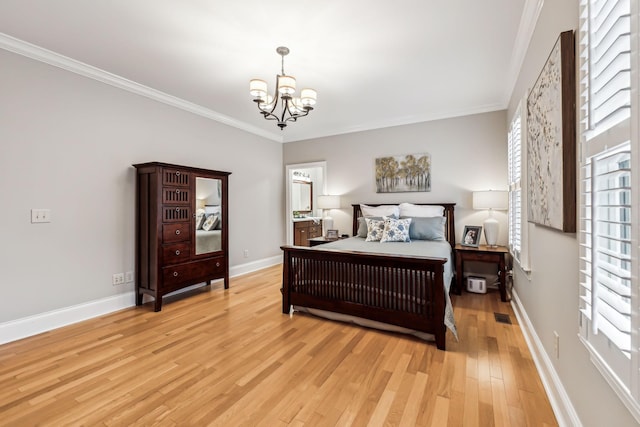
[0,49,284,323]
[283,111,509,245]
[507,0,637,425]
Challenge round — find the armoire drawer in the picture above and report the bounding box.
[162,206,191,222]
[162,187,191,205]
[162,222,190,243]
[162,243,191,264]
[162,258,225,288]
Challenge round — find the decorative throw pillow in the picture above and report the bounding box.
[195,212,206,230]
[365,217,385,241]
[402,216,446,241]
[202,214,219,231]
[380,217,412,243]
[357,215,397,238]
[398,202,444,218]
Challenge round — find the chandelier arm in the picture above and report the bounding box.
[284,108,309,123]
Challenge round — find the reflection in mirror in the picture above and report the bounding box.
[195,177,222,255]
[292,180,312,213]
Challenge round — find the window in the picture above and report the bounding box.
[508,103,530,271]
[578,0,639,418]
[508,109,522,258]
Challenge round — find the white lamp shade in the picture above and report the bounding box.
[317,195,341,209]
[472,190,508,210]
[278,75,296,95]
[249,79,267,98]
[300,88,317,106]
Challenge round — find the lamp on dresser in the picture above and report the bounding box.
[473,190,508,247]
[317,195,341,237]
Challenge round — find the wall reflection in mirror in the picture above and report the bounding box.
[195,177,222,254]
[292,180,312,214]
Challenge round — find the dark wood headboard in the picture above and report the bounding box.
[352,203,456,248]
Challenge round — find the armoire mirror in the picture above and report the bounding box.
[292,180,312,213]
[195,177,222,255]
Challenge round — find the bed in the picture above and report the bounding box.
[195,229,221,253]
[281,203,456,350]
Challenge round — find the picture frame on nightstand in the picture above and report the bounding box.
[461,225,482,247]
[326,229,339,239]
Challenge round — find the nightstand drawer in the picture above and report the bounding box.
[465,252,502,262]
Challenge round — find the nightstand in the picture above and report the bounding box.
[454,244,510,302]
[308,236,344,246]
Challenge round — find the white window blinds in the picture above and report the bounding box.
[578,0,639,417]
[508,111,522,260]
[582,0,631,135]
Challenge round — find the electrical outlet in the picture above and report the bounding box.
[125,271,134,283]
[31,209,51,223]
[553,331,560,359]
[243,249,249,258]
[112,273,125,285]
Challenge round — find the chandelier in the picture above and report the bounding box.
[249,47,317,130]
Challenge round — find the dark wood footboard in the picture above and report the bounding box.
[281,245,448,350]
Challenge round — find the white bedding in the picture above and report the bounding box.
[293,236,458,341]
[195,229,221,254]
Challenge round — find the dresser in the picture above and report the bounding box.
[133,162,231,311]
[293,219,322,246]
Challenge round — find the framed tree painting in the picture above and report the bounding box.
[527,30,576,232]
[375,153,431,193]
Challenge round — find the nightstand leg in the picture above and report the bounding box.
[498,258,507,302]
[455,255,463,294]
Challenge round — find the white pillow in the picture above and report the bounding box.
[398,202,444,218]
[360,204,400,218]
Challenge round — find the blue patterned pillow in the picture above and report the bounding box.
[380,217,412,242]
[365,218,385,241]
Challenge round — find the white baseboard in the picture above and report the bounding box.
[0,255,283,345]
[0,292,136,345]
[510,289,582,427]
[230,255,282,277]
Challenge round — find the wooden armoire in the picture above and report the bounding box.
[133,162,230,311]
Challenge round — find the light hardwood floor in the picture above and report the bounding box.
[0,265,557,426]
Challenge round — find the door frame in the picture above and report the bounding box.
[285,161,327,245]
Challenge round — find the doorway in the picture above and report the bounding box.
[285,161,326,245]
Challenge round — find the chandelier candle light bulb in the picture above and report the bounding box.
[250,46,317,130]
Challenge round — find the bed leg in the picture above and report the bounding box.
[281,250,291,314]
[282,289,290,314]
[435,327,446,351]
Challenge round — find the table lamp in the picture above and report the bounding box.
[472,190,508,247]
[317,195,341,237]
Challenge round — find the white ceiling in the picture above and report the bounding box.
[0,0,537,143]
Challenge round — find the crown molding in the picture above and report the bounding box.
[503,0,545,105]
[0,32,283,143]
[283,101,506,143]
